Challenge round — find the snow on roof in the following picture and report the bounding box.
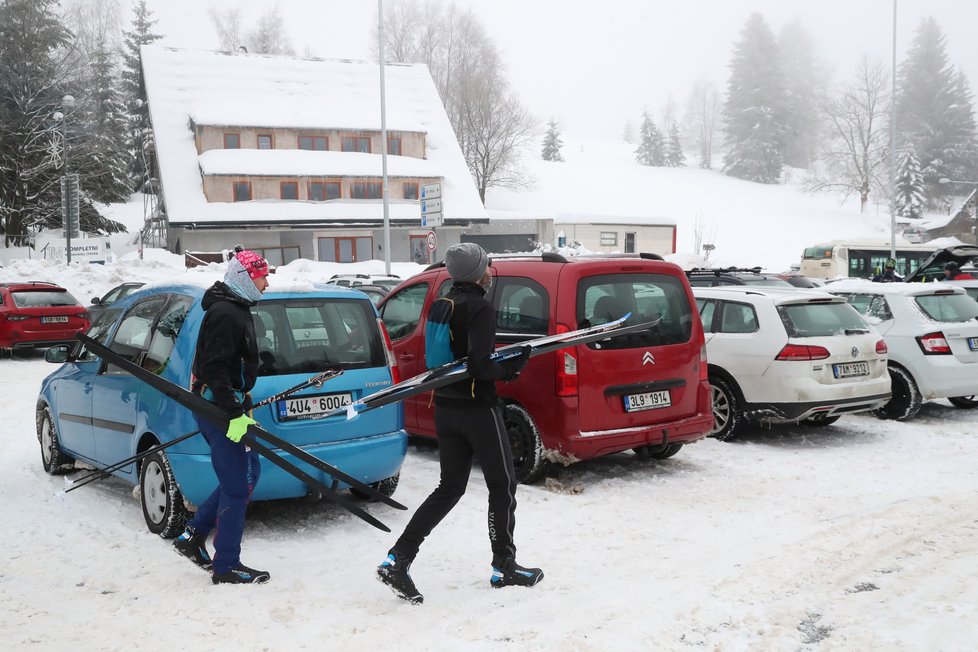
[140,46,485,225]
[825,279,966,295]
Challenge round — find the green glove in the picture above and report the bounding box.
[226,414,257,443]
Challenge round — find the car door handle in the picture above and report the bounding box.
[84,382,93,394]
[400,352,415,361]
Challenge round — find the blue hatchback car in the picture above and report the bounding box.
[37,280,407,537]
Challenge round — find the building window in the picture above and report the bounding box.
[387,138,401,155]
[402,182,419,200]
[280,181,299,200]
[318,236,373,263]
[223,133,241,149]
[409,234,431,265]
[252,246,300,267]
[351,181,382,199]
[600,231,618,246]
[232,181,251,202]
[257,134,273,149]
[342,136,371,153]
[298,135,328,151]
[309,181,342,201]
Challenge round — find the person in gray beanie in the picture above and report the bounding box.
[377,242,542,604]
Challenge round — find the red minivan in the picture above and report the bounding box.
[378,252,714,482]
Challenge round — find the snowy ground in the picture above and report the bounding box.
[1,256,978,650]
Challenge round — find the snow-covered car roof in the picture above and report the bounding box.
[691,285,845,305]
[824,279,969,296]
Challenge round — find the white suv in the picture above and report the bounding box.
[328,273,401,291]
[694,287,891,440]
[828,280,978,418]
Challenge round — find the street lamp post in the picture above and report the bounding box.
[56,94,76,264]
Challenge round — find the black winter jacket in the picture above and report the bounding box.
[193,281,259,419]
[434,282,512,404]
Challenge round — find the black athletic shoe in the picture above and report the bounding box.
[376,551,423,604]
[490,557,544,588]
[212,564,271,585]
[173,526,212,571]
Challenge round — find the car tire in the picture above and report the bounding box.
[948,395,978,409]
[503,403,548,484]
[800,414,841,427]
[872,366,922,421]
[37,405,74,475]
[140,449,188,538]
[351,472,400,500]
[709,376,743,441]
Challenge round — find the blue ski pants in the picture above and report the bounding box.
[188,413,261,575]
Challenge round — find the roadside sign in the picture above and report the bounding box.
[421,212,443,227]
[420,183,441,200]
[426,231,437,251]
[420,197,442,215]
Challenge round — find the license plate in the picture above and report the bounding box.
[833,361,870,379]
[41,316,69,324]
[623,390,671,412]
[969,338,978,351]
[278,393,353,421]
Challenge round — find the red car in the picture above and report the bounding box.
[0,282,89,352]
[378,252,714,483]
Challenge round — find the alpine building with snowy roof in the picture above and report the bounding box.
[138,45,491,265]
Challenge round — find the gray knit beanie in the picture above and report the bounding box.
[445,242,489,283]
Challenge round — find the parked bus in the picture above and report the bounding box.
[799,240,936,279]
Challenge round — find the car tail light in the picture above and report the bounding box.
[378,318,401,383]
[0,313,28,322]
[699,344,708,381]
[875,339,888,354]
[554,322,578,397]
[917,331,951,355]
[775,344,830,361]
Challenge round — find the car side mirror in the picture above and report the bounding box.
[45,345,71,364]
[91,297,100,305]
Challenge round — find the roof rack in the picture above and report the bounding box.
[424,251,568,272]
[561,252,664,261]
[0,280,59,287]
[687,266,764,275]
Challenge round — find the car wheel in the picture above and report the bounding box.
[948,395,978,409]
[709,376,743,441]
[872,366,922,421]
[37,405,74,474]
[800,414,841,427]
[351,472,400,500]
[140,449,188,538]
[503,403,548,484]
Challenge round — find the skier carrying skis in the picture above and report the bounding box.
[377,242,542,604]
[174,247,271,584]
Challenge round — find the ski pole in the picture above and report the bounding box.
[60,368,344,494]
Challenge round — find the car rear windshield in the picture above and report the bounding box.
[778,301,869,337]
[577,273,693,348]
[252,298,385,376]
[11,290,79,307]
[914,293,978,322]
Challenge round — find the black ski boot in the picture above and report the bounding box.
[376,550,423,604]
[490,556,544,588]
[212,564,271,585]
[173,525,212,571]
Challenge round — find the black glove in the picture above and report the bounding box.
[500,345,531,381]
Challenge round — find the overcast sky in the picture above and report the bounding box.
[147,0,978,140]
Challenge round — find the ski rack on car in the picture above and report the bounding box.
[686,266,764,276]
[423,251,665,271]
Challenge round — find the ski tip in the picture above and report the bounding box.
[53,490,67,501]
[63,476,75,488]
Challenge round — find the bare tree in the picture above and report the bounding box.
[380,0,535,203]
[63,0,123,59]
[683,80,721,169]
[806,57,890,212]
[247,5,295,56]
[209,7,244,52]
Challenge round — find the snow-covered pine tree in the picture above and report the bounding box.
[541,117,565,162]
[0,0,74,245]
[121,0,162,191]
[665,123,686,167]
[894,147,925,219]
[897,17,978,204]
[650,120,666,166]
[778,20,824,169]
[722,13,789,183]
[635,111,656,166]
[79,37,132,205]
[622,119,635,144]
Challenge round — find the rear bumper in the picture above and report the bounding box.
[745,392,891,423]
[169,429,408,506]
[559,411,714,460]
